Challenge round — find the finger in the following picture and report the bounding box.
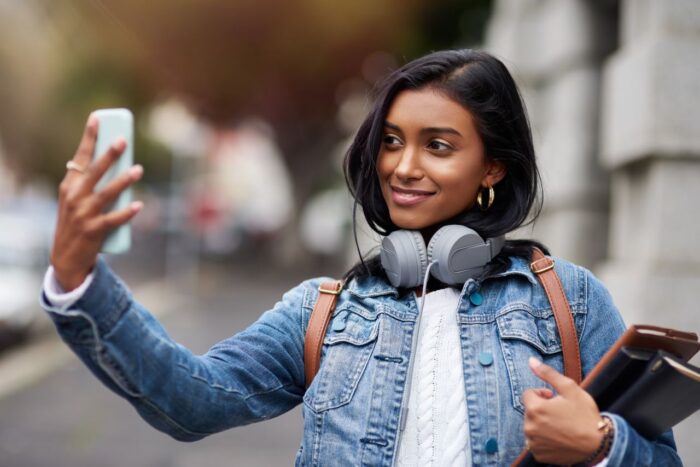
[80,138,128,193]
[521,388,544,409]
[86,201,143,236]
[88,164,143,213]
[61,115,99,190]
[73,113,100,168]
[533,388,554,399]
[528,357,577,395]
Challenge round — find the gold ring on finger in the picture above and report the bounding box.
[66,160,86,174]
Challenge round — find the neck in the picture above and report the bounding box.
[419,225,441,244]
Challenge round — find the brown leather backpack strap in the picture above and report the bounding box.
[304,280,344,389]
[530,248,582,383]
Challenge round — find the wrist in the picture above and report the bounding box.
[54,268,90,292]
[580,415,614,466]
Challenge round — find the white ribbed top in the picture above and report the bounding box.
[396,287,471,467]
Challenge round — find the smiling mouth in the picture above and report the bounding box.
[390,185,435,206]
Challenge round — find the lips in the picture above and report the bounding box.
[389,185,435,206]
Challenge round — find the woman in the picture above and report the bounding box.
[43,49,680,466]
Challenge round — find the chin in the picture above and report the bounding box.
[390,211,464,233]
[390,216,435,232]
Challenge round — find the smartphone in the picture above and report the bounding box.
[92,108,134,254]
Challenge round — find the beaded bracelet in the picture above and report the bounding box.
[581,415,615,466]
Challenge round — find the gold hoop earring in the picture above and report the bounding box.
[476,186,495,211]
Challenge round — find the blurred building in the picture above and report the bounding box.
[0,140,16,198]
[485,0,700,460]
[201,121,293,254]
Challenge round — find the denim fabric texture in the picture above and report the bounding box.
[41,255,681,466]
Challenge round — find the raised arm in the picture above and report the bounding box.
[42,257,312,440]
[44,115,311,440]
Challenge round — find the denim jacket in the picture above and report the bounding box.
[41,255,681,466]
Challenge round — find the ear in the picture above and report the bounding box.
[481,160,506,188]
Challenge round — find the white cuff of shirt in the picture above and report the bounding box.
[43,266,94,307]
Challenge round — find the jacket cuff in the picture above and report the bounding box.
[41,256,132,335]
[43,266,94,307]
[602,412,652,466]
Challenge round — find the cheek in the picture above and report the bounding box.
[436,161,482,189]
[435,162,483,204]
[375,156,391,199]
[376,152,392,179]
[445,179,479,209]
[376,155,397,196]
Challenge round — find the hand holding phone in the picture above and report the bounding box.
[92,108,134,254]
[50,110,143,291]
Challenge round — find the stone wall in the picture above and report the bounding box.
[485,0,700,462]
[485,0,617,268]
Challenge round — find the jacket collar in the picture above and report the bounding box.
[346,275,397,298]
[485,255,539,286]
[346,255,538,298]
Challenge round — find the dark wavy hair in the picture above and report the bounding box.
[343,49,547,281]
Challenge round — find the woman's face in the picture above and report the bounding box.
[377,87,505,232]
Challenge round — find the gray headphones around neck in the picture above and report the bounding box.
[379,225,505,288]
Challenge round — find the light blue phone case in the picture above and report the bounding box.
[92,108,134,254]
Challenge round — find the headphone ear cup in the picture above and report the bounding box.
[427,225,490,285]
[380,230,427,288]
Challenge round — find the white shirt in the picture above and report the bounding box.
[397,287,470,466]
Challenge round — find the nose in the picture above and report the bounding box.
[393,145,423,182]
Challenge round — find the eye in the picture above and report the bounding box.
[427,139,453,152]
[382,134,403,148]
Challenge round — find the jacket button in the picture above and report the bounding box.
[485,437,498,454]
[478,351,493,367]
[469,291,483,306]
[332,311,348,332]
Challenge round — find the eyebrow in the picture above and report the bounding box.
[384,121,462,137]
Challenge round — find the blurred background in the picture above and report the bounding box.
[1,0,699,465]
[0,0,490,348]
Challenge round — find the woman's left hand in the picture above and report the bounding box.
[522,357,605,465]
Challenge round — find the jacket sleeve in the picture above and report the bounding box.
[578,268,681,466]
[40,256,314,441]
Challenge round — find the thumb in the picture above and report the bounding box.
[528,357,577,396]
